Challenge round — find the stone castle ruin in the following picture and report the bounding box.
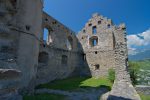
[0,0,140,100]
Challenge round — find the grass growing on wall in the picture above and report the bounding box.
[23,93,65,100]
[36,77,113,91]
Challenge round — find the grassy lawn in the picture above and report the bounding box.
[139,94,150,100]
[23,93,65,100]
[36,77,113,91]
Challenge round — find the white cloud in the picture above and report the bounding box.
[140,29,150,45]
[127,28,150,55]
[128,47,138,55]
[127,28,150,47]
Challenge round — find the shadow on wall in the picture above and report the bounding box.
[35,12,92,85]
[70,43,91,77]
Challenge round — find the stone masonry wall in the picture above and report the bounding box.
[36,46,83,85]
[0,1,140,100]
[35,12,85,85]
[77,13,118,77]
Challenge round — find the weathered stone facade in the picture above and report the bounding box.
[36,12,85,85]
[78,13,124,77]
[0,0,140,100]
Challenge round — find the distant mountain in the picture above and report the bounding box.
[128,49,150,61]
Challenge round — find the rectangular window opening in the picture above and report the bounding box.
[92,26,97,34]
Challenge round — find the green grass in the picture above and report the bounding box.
[129,60,150,70]
[80,77,112,88]
[23,94,65,100]
[25,77,113,100]
[36,77,113,91]
[140,94,150,100]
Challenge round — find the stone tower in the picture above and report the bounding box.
[15,0,43,88]
[0,0,43,94]
[77,13,116,77]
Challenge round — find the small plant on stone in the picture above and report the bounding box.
[108,68,115,83]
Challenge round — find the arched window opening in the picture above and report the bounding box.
[89,36,98,47]
[66,36,73,50]
[43,28,53,45]
[61,55,68,65]
[38,52,49,64]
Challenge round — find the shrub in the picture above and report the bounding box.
[128,61,140,85]
[108,68,115,83]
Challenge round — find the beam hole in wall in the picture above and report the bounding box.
[38,52,49,64]
[95,51,98,54]
[92,26,97,34]
[83,29,86,33]
[98,21,101,24]
[66,36,73,50]
[89,23,92,27]
[95,64,100,70]
[52,21,57,24]
[89,36,98,47]
[45,18,48,21]
[61,55,68,65]
[107,24,111,28]
[25,25,30,31]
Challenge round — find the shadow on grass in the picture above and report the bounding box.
[35,76,112,91]
[108,95,133,100]
[23,93,66,100]
[31,77,113,100]
[80,85,111,91]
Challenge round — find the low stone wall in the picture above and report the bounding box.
[135,85,150,95]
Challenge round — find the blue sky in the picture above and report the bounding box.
[44,0,150,55]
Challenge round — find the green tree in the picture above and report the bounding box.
[128,61,140,85]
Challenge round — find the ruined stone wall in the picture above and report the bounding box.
[36,46,83,85]
[103,21,141,100]
[77,13,118,77]
[0,0,43,92]
[0,1,139,99]
[35,12,85,85]
[0,0,43,99]
[42,12,79,51]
